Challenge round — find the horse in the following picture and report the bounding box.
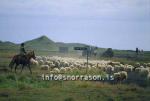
[9,51,36,74]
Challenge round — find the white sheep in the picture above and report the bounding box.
[30,58,39,66]
[108,61,120,66]
[135,62,140,67]
[65,67,72,72]
[135,68,141,73]
[42,56,47,61]
[140,66,144,68]
[125,65,134,72]
[52,68,60,73]
[45,61,52,65]
[147,73,150,80]
[106,65,114,74]
[147,63,150,67]
[139,68,149,77]
[135,67,149,78]
[114,65,122,72]
[114,71,128,82]
[60,67,66,73]
[49,63,55,68]
[114,72,121,82]
[39,60,44,65]
[40,65,50,70]
[92,65,97,69]
[72,67,79,71]
[143,63,147,67]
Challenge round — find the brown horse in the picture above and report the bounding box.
[9,51,36,74]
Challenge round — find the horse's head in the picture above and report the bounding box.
[27,51,36,59]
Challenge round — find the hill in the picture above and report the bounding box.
[0,35,91,52]
[25,35,57,51]
[0,41,19,50]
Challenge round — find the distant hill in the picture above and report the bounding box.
[25,35,57,51]
[0,35,92,52]
[0,41,19,50]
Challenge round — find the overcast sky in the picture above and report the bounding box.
[0,0,150,50]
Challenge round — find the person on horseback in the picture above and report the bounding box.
[20,43,27,58]
[9,43,35,74]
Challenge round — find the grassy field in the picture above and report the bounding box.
[0,50,150,101]
[0,73,150,101]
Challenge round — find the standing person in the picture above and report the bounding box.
[136,47,139,55]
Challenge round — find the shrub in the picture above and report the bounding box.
[102,48,114,58]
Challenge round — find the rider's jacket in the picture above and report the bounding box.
[20,46,26,55]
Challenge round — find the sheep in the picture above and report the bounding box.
[134,67,149,78]
[87,66,92,70]
[52,68,60,73]
[72,67,79,71]
[135,68,141,73]
[48,62,55,68]
[139,68,149,77]
[140,66,144,68]
[42,56,47,61]
[53,61,60,67]
[65,67,72,72]
[36,56,42,60]
[125,65,134,72]
[114,71,128,83]
[108,61,120,66]
[147,63,150,67]
[45,61,52,65]
[114,72,121,81]
[40,65,50,70]
[147,73,150,80]
[39,60,44,65]
[143,63,147,67]
[106,65,114,74]
[92,65,97,69]
[70,65,74,68]
[114,65,119,72]
[60,67,66,73]
[135,62,140,67]
[37,56,129,74]
[30,58,39,66]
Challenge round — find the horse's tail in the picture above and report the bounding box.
[9,59,14,68]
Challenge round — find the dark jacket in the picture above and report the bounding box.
[20,46,26,55]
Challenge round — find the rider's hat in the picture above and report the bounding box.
[21,43,25,46]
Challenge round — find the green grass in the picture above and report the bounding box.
[0,68,150,101]
[0,78,150,101]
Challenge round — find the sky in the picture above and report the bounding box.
[0,0,150,50]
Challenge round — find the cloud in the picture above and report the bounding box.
[0,0,149,21]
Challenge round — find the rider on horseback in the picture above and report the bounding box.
[20,43,27,58]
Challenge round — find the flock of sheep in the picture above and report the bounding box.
[30,56,150,82]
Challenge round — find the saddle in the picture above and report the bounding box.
[18,54,27,59]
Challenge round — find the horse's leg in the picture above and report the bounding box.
[28,65,32,74]
[20,65,24,73]
[15,64,18,73]
[10,65,13,72]
[11,65,13,72]
[11,63,16,72]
